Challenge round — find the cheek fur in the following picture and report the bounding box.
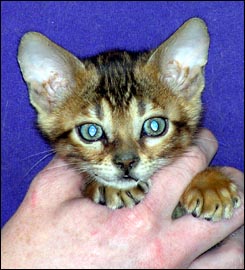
[54,136,106,164]
[140,123,193,161]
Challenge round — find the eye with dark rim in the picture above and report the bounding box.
[77,123,105,142]
[141,117,168,137]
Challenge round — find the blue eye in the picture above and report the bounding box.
[78,123,104,142]
[142,117,168,137]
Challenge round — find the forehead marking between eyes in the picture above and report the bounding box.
[137,100,146,116]
[88,104,104,120]
[95,103,103,120]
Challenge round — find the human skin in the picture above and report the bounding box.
[1,129,244,269]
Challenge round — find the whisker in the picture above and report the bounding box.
[21,149,55,161]
[42,167,83,179]
[42,161,91,175]
[23,152,54,178]
[43,162,80,172]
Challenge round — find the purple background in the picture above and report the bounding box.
[1,1,244,227]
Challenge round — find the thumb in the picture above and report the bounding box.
[146,128,218,217]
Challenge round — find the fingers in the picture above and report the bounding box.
[146,128,218,215]
[188,226,244,269]
[192,128,219,166]
[26,156,84,207]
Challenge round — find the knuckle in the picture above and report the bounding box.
[193,145,208,165]
[198,128,219,150]
[186,145,208,174]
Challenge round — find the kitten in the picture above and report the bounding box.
[18,18,241,221]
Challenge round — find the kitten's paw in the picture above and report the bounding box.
[179,168,241,221]
[84,180,150,209]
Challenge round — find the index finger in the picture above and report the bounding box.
[144,128,218,216]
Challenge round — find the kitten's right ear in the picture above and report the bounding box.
[18,32,85,114]
[147,18,210,99]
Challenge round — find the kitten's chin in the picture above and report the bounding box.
[93,175,140,190]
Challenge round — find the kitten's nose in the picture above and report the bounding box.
[113,152,140,173]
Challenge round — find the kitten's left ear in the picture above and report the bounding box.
[18,32,85,114]
[147,18,210,99]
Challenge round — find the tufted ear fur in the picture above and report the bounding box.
[147,18,210,99]
[18,32,85,114]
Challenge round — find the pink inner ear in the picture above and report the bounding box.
[146,19,209,99]
[161,60,187,87]
[160,59,204,99]
[18,31,84,114]
[46,71,70,98]
[28,71,72,113]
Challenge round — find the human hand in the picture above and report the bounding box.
[1,129,244,269]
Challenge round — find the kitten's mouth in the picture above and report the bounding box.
[93,173,139,189]
[122,175,138,182]
[94,173,139,182]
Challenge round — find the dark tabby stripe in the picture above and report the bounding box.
[86,50,145,107]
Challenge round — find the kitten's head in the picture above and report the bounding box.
[18,18,209,189]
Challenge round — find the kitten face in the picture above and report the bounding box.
[52,96,187,189]
[18,18,209,190]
